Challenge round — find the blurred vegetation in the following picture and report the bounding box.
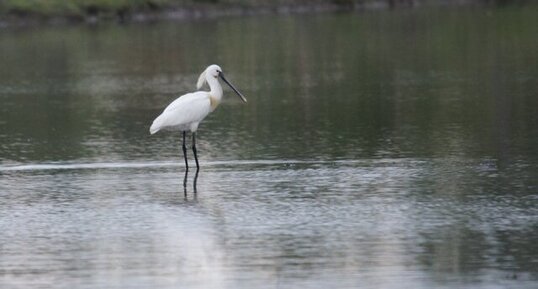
[1,0,171,17]
[0,0,532,21]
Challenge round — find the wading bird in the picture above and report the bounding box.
[149,65,247,173]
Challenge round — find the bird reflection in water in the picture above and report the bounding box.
[149,64,246,195]
[183,169,199,196]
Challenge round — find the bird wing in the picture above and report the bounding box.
[150,92,211,134]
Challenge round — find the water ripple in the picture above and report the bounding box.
[0,158,420,172]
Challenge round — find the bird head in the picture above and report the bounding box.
[196,64,247,103]
[196,64,221,89]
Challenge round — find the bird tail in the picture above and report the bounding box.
[149,124,159,134]
[149,116,163,134]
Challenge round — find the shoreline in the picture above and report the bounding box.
[0,1,527,28]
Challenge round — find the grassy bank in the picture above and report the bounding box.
[0,0,530,24]
[1,0,172,18]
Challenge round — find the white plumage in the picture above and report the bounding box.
[150,91,212,134]
[149,64,247,172]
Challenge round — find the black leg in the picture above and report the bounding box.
[183,170,188,195]
[182,131,189,189]
[182,131,189,172]
[192,132,200,172]
[193,170,199,194]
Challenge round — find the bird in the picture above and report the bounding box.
[149,64,247,173]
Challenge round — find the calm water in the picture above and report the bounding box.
[1,6,537,289]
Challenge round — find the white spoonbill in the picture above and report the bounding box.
[149,64,247,172]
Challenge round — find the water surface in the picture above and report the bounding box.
[0,6,537,289]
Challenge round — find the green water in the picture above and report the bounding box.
[0,7,537,289]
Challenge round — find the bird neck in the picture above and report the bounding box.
[207,76,223,100]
